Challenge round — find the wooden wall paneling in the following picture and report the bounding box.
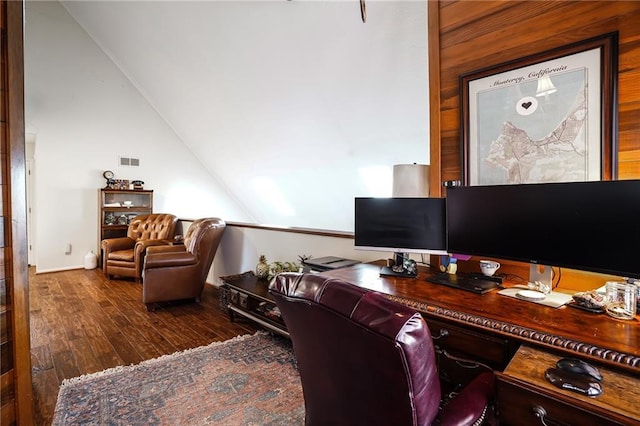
[430,0,640,290]
[1,0,34,424]
[618,105,640,178]
[435,1,640,182]
[428,0,442,196]
[617,12,640,178]
[438,1,517,34]
[0,1,13,423]
[440,3,629,66]
[440,2,564,51]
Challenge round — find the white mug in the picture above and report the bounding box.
[479,260,500,277]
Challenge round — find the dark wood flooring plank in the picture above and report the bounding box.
[111,306,180,355]
[67,337,106,376]
[31,367,60,426]
[30,344,53,374]
[28,309,48,348]
[85,335,124,370]
[51,349,81,382]
[41,317,72,355]
[29,267,258,426]
[101,330,144,366]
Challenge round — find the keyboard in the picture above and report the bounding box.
[426,272,500,294]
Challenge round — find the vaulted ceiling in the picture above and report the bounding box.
[58,0,429,231]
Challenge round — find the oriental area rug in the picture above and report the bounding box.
[52,332,304,425]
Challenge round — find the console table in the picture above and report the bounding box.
[220,272,289,338]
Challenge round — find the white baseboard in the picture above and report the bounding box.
[36,265,89,274]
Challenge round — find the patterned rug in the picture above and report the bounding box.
[52,332,304,425]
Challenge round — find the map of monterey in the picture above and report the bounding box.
[484,82,588,184]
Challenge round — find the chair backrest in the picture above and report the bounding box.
[183,217,226,280]
[269,273,442,426]
[127,214,178,241]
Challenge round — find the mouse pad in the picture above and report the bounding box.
[498,287,573,308]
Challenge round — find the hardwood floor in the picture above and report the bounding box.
[29,267,258,425]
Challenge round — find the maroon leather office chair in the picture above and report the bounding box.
[269,273,494,426]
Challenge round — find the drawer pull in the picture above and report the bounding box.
[437,348,492,372]
[533,406,548,425]
[532,405,568,426]
[432,329,449,340]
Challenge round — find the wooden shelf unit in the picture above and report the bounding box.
[99,189,153,241]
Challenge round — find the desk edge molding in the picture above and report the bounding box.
[384,294,640,372]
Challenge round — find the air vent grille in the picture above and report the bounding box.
[119,157,140,167]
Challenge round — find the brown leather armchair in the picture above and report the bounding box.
[269,273,495,426]
[141,217,226,310]
[101,213,178,281]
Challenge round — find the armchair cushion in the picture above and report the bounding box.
[108,249,134,262]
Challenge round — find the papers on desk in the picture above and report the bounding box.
[498,287,573,308]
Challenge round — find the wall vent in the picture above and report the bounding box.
[119,157,140,167]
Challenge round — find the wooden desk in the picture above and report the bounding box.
[498,345,640,425]
[322,262,640,425]
[323,262,640,375]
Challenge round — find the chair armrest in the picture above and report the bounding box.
[146,245,187,255]
[134,239,173,257]
[101,237,135,252]
[438,372,495,426]
[144,251,197,269]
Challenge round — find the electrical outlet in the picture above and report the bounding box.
[65,243,72,255]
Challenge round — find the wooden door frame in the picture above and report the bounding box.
[4,0,35,423]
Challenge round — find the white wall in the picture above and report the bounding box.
[24,1,252,272]
[24,1,430,273]
[61,0,430,232]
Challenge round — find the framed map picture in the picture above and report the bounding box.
[460,33,618,186]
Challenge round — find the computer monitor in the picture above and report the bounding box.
[354,197,448,256]
[446,179,640,279]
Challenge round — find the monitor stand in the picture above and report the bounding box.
[394,251,408,266]
[380,266,417,278]
[530,263,553,288]
[379,252,417,278]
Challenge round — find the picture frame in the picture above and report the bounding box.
[460,33,618,186]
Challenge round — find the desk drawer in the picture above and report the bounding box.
[496,376,626,426]
[426,317,513,369]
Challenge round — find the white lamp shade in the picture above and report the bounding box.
[392,164,430,197]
